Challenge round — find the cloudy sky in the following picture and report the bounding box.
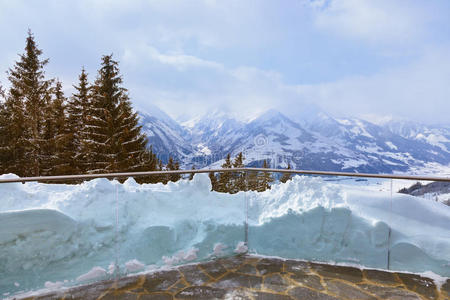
[0,0,449,124]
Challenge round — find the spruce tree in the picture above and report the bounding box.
[6,30,53,176]
[209,172,218,191]
[157,159,168,184]
[257,160,274,191]
[247,170,259,191]
[217,153,232,192]
[189,165,196,180]
[67,67,92,173]
[49,81,72,175]
[41,88,56,175]
[232,152,246,193]
[280,163,292,183]
[0,89,11,174]
[86,54,147,173]
[166,156,181,182]
[0,91,27,175]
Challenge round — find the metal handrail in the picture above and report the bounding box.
[0,167,448,183]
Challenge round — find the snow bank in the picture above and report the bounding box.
[0,174,449,296]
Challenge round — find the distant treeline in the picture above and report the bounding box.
[208,152,292,193]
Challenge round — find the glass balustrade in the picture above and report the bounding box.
[0,169,449,298]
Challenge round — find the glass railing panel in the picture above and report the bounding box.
[246,172,388,268]
[0,177,117,297]
[2,169,449,298]
[321,174,393,269]
[388,179,450,277]
[117,172,247,277]
[247,171,450,277]
[0,172,248,297]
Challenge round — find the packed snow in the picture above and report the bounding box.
[0,173,449,297]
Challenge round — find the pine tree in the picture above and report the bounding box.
[189,165,196,180]
[232,152,246,193]
[41,87,56,175]
[157,159,168,184]
[0,91,27,176]
[67,67,92,173]
[280,163,292,183]
[257,160,274,192]
[86,54,147,173]
[6,30,53,176]
[166,156,181,182]
[247,170,259,191]
[0,89,11,174]
[209,172,218,191]
[49,81,72,175]
[217,153,232,192]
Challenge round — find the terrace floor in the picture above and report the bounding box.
[13,255,449,300]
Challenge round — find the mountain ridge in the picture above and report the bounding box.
[138,106,450,174]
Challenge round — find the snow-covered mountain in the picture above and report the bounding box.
[138,106,192,163]
[384,120,450,153]
[138,107,450,173]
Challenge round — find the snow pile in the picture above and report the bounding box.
[0,174,449,296]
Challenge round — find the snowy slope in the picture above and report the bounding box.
[137,106,450,173]
[1,174,449,296]
[186,109,450,173]
[184,109,245,159]
[308,116,449,172]
[138,110,193,163]
[385,120,450,153]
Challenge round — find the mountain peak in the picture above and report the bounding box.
[254,109,285,122]
[137,104,450,172]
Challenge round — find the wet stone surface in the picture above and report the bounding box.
[178,265,211,286]
[358,284,421,300]
[442,279,450,298]
[363,269,400,286]
[397,273,439,300]
[263,274,289,292]
[9,255,448,300]
[289,273,324,291]
[311,263,363,283]
[256,259,283,276]
[324,280,377,300]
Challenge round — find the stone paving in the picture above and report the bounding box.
[12,255,449,300]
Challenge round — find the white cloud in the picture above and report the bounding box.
[123,44,223,71]
[1,0,449,125]
[133,44,450,125]
[309,0,428,44]
[290,46,450,123]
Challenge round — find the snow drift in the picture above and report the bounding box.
[0,173,449,296]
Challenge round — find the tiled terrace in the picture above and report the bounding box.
[11,255,449,300]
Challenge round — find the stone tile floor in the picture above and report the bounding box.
[11,255,449,300]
